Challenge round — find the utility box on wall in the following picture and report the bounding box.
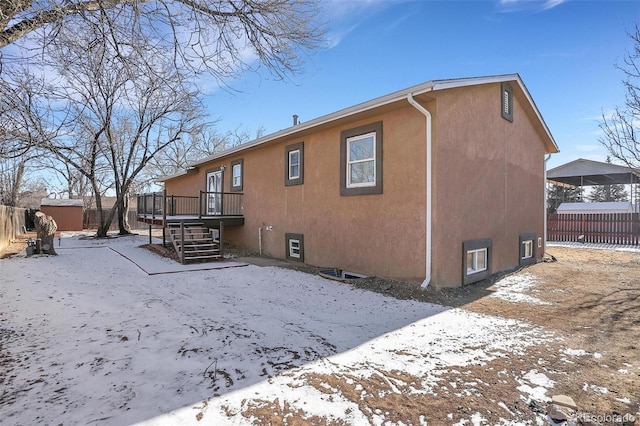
[39,199,84,231]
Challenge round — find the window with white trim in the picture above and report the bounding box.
[347,132,376,187]
[462,238,492,285]
[519,232,536,266]
[285,142,304,186]
[289,149,300,180]
[289,239,301,258]
[340,121,383,196]
[285,233,304,262]
[230,159,243,192]
[521,240,533,259]
[466,248,488,274]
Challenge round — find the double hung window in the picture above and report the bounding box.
[340,121,383,196]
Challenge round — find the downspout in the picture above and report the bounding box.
[407,93,433,289]
[544,154,552,249]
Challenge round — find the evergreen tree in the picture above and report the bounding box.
[588,157,629,202]
[547,184,584,214]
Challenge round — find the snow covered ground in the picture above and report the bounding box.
[1,234,556,425]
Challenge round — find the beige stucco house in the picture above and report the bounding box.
[153,74,559,288]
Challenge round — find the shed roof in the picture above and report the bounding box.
[40,198,84,207]
[162,73,559,182]
[556,201,633,214]
[547,158,640,186]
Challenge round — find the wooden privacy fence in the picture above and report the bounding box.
[84,209,146,231]
[547,213,640,245]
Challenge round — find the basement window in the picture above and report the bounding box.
[285,142,304,186]
[285,233,304,262]
[467,248,487,274]
[340,121,383,196]
[501,83,513,122]
[519,233,536,266]
[462,239,492,285]
[230,159,243,192]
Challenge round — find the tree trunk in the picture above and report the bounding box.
[117,193,131,235]
[34,211,57,255]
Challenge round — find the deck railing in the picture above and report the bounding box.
[547,213,640,245]
[137,191,243,219]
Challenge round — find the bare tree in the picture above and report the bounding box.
[31,13,205,237]
[0,65,65,158]
[1,0,324,82]
[0,156,26,206]
[0,65,65,206]
[139,124,266,188]
[600,26,640,171]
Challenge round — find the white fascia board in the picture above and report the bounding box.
[173,73,557,174]
[188,80,437,169]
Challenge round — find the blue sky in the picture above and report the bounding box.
[206,0,640,170]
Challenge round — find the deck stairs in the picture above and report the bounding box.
[166,222,222,264]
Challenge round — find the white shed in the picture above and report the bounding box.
[556,201,633,214]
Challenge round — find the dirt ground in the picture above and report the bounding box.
[230,245,640,425]
[1,237,639,424]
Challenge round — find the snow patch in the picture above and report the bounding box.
[1,234,555,425]
[489,273,552,305]
[563,348,588,357]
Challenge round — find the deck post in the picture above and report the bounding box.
[219,221,224,258]
[199,191,203,220]
[180,221,185,264]
[142,194,147,220]
[151,192,156,219]
[163,189,167,247]
[149,224,152,245]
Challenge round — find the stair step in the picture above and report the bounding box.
[176,242,219,248]
[184,255,223,260]
[165,222,223,264]
[179,249,220,255]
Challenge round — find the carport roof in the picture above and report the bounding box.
[547,158,640,186]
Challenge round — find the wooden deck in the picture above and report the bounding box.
[137,214,244,227]
[136,191,244,228]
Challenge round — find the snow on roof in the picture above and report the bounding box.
[40,198,84,207]
[556,202,633,214]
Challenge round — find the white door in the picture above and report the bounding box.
[206,170,222,215]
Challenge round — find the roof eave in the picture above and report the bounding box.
[164,74,559,181]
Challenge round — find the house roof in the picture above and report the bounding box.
[161,74,559,182]
[40,198,84,207]
[547,158,640,186]
[556,201,633,214]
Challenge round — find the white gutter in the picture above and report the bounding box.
[407,93,433,289]
[544,154,552,249]
[161,73,558,183]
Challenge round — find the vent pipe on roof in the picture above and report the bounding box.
[293,114,299,126]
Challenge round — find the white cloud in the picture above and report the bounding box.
[497,0,567,13]
[320,0,397,49]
